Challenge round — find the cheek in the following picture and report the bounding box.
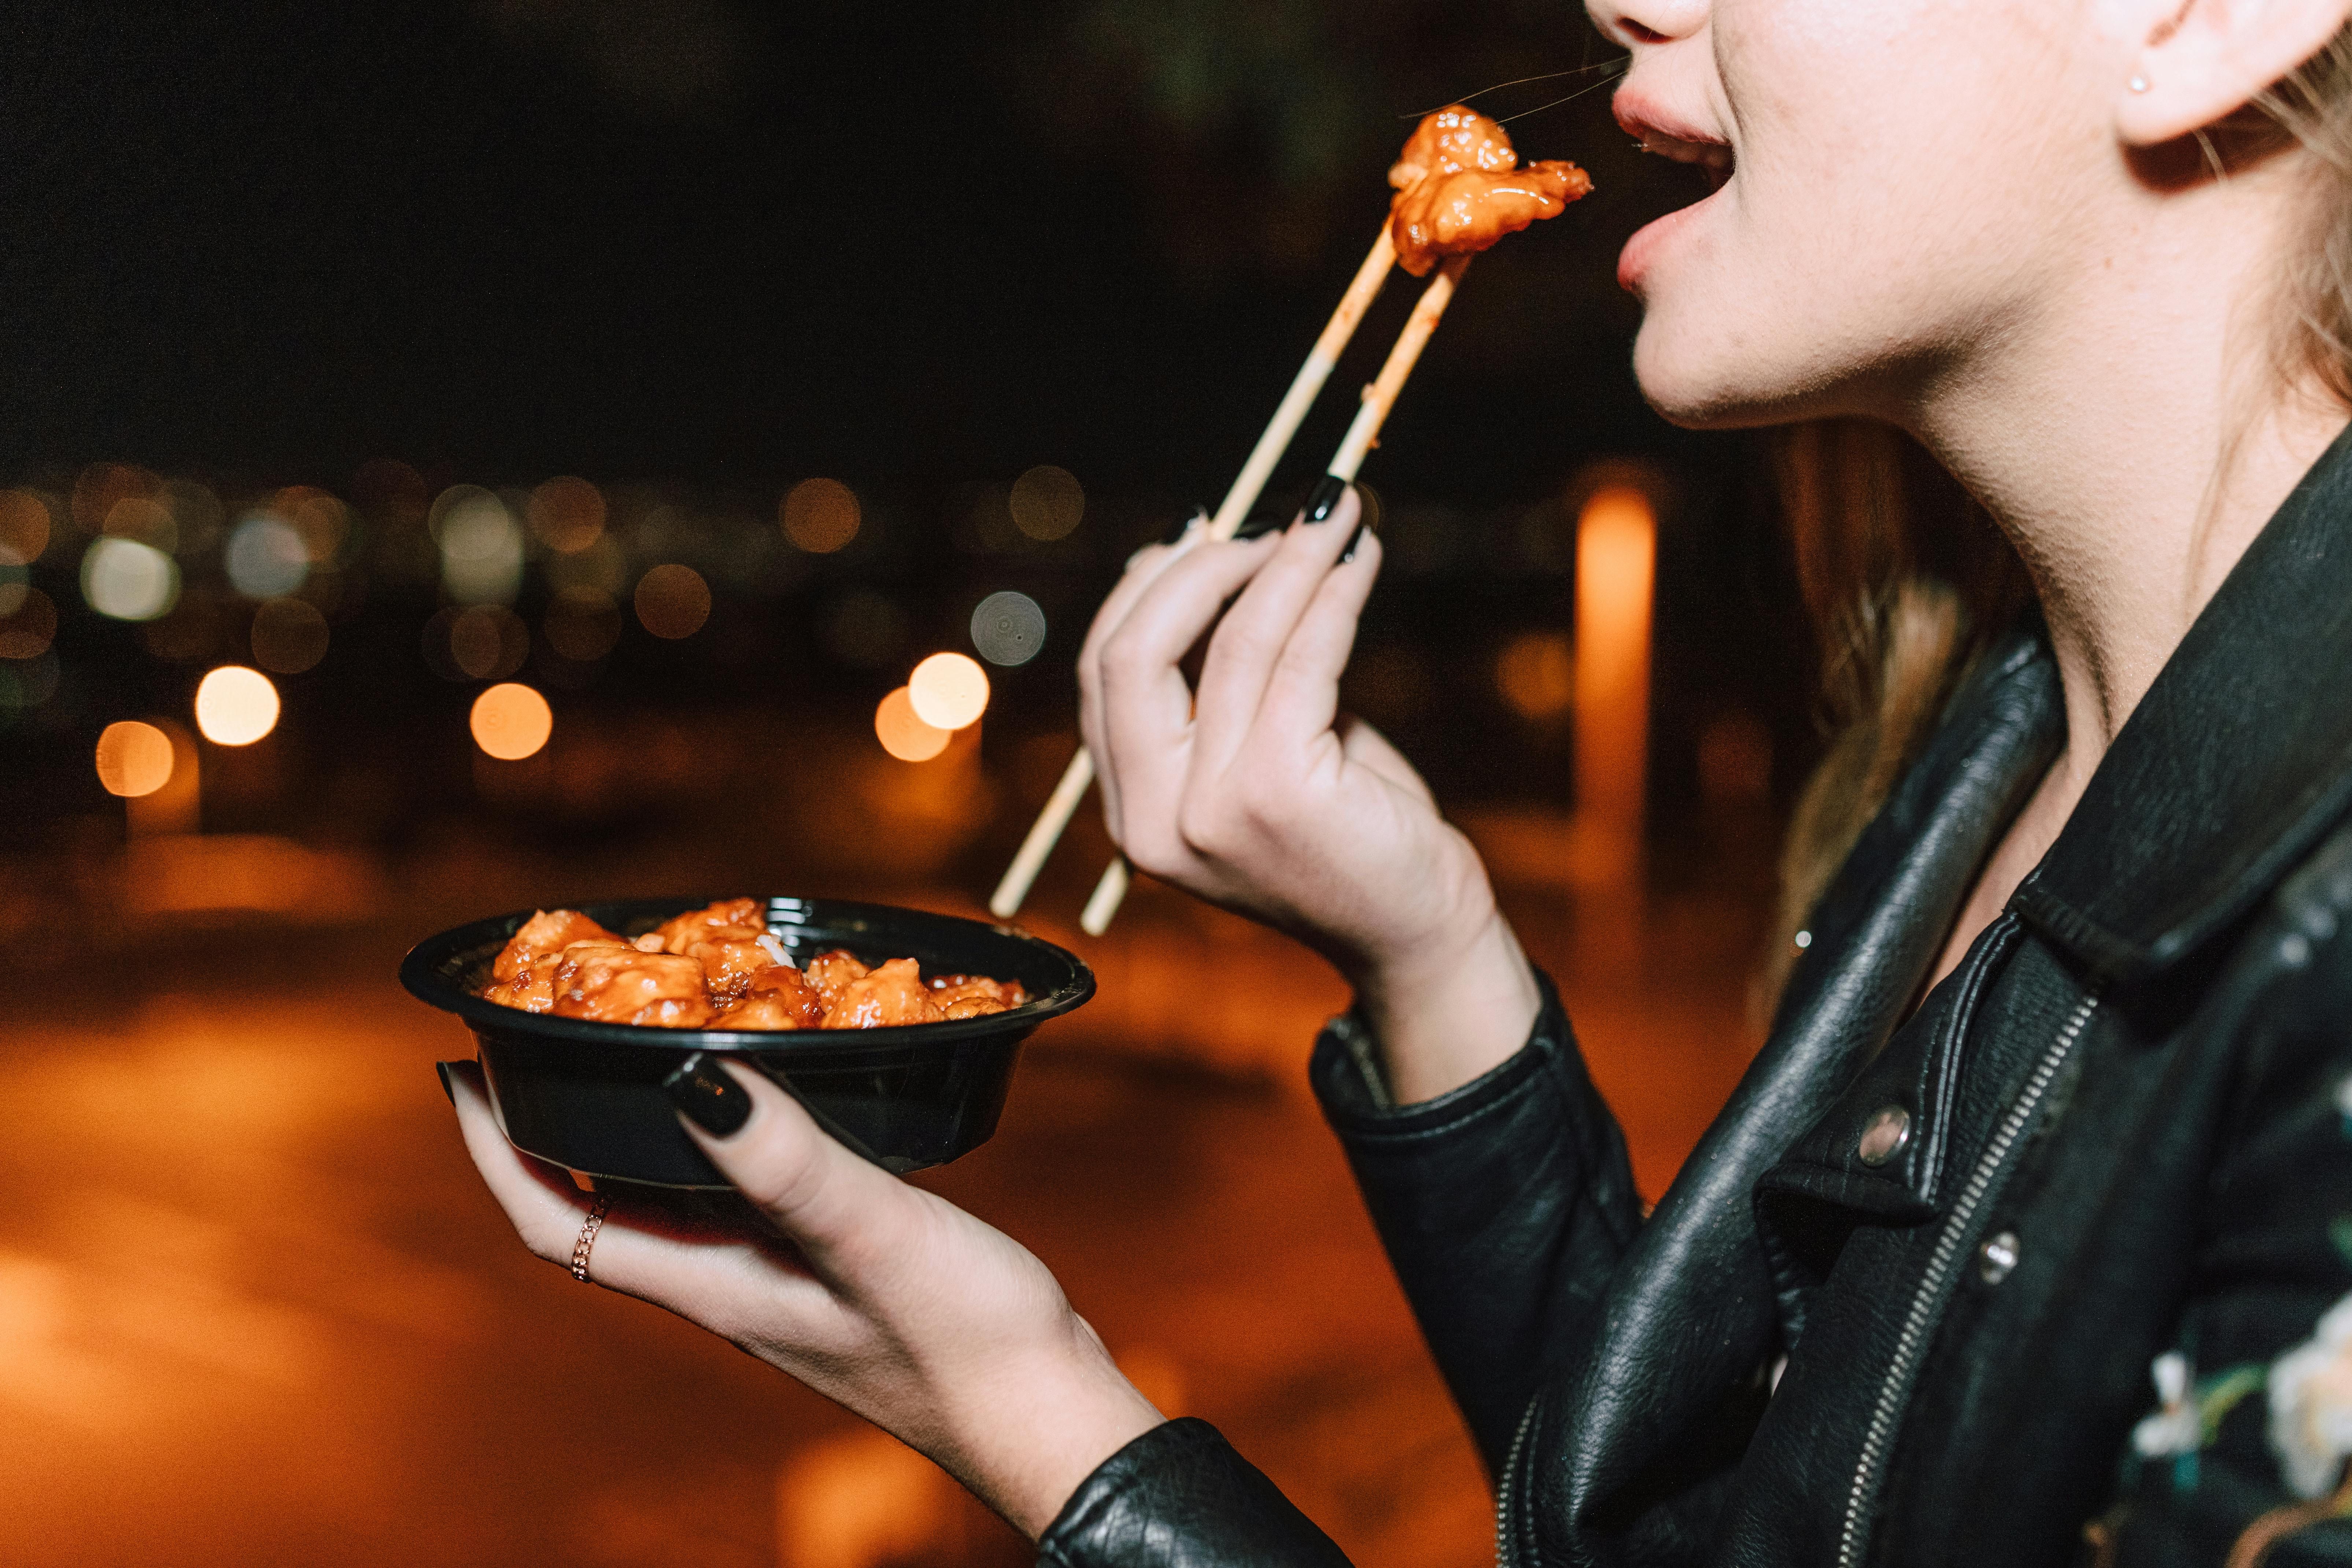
[1632,0,2089,424]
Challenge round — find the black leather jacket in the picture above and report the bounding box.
[1039,431,2352,1568]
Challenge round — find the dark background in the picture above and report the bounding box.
[0,0,1812,880]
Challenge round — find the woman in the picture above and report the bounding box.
[442,0,2352,1560]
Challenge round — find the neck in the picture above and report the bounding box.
[1902,152,2349,798]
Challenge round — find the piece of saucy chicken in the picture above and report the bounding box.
[478,901,1026,1029]
[1386,104,1592,277]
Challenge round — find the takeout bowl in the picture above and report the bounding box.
[400,896,1094,1186]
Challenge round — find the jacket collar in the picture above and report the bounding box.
[2015,422,2352,986]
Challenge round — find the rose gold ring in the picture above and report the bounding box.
[570,1191,613,1283]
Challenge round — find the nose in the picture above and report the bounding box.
[1585,0,1706,48]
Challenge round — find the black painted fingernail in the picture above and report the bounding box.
[664,1052,753,1138]
[1161,510,1203,546]
[434,1061,456,1104]
[1301,473,1349,525]
[1340,519,1371,564]
[1233,512,1283,541]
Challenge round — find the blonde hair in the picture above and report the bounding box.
[1759,25,2352,1016]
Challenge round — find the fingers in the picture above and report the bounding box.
[1078,520,1210,835]
[674,1059,910,1274]
[1249,530,1382,763]
[1189,489,1364,779]
[1089,533,1280,859]
[442,1059,593,1266]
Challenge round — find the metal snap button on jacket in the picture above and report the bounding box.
[1857,1105,1912,1166]
[1978,1231,2020,1284]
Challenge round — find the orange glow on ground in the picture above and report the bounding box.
[194,666,280,747]
[874,687,951,761]
[1573,487,1656,834]
[95,721,175,798]
[470,683,552,761]
[907,652,989,731]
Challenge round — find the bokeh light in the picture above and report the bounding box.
[194,665,280,746]
[1009,465,1085,541]
[907,651,989,730]
[0,588,57,659]
[970,590,1046,666]
[874,686,951,762]
[104,495,177,552]
[95,720,175,798]
[544,587,622,661]
[271,486,350,563]
[1496,631,1575,722]
[82,536,180,621]
[432,487,525,604]
[250,597,331,674]
[450,604,530,680]
[0,489,51,565]
[634,563,710,639]
[225,513,309,598]
[528,476,607,552]
[781,478,860,553]
[471,682,552,760]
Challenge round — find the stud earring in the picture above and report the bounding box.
[2129,74,2151,93]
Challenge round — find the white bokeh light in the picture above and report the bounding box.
[225,513,310,598]
[81,537,180,621]
[435,489,525,605]
[970,590,1046,667]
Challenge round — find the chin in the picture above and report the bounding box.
[1629,311,1843,432]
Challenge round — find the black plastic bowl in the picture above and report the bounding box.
[400,896,1093,1185]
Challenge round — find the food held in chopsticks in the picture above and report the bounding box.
[481,899,1027,1029]
[1387,105,1593,277]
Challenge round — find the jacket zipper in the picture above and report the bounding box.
[1835,991,2100,1568]
[1495,1392,1539,1565]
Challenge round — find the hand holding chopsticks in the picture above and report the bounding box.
[1075,254,1471,935]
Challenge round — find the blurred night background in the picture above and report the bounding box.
[0,3,1815,1565]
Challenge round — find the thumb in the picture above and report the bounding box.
[663,1053,908,1272]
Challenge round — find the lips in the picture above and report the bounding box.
[1612,91,1734,291]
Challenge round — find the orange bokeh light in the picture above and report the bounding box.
[194,665,281,746]
[907,652,989,730]
[471,683,553,761]
[1573,485,1656,832]
[95,720,176,798]
[635,563,711,640]
[874,687,950,762]
[782,478,862,554]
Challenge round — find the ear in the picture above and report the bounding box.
[2116,0,2352,146]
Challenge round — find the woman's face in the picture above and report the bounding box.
[1592,0,2124,429]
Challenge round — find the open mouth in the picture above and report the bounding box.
[1615,101,1734,193]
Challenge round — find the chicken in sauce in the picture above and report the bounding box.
[1387,104,1593,277]
[480,899,1028,1029]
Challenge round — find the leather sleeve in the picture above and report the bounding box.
[1310,971,1644,1473]
[1036,1418,1354,1568]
